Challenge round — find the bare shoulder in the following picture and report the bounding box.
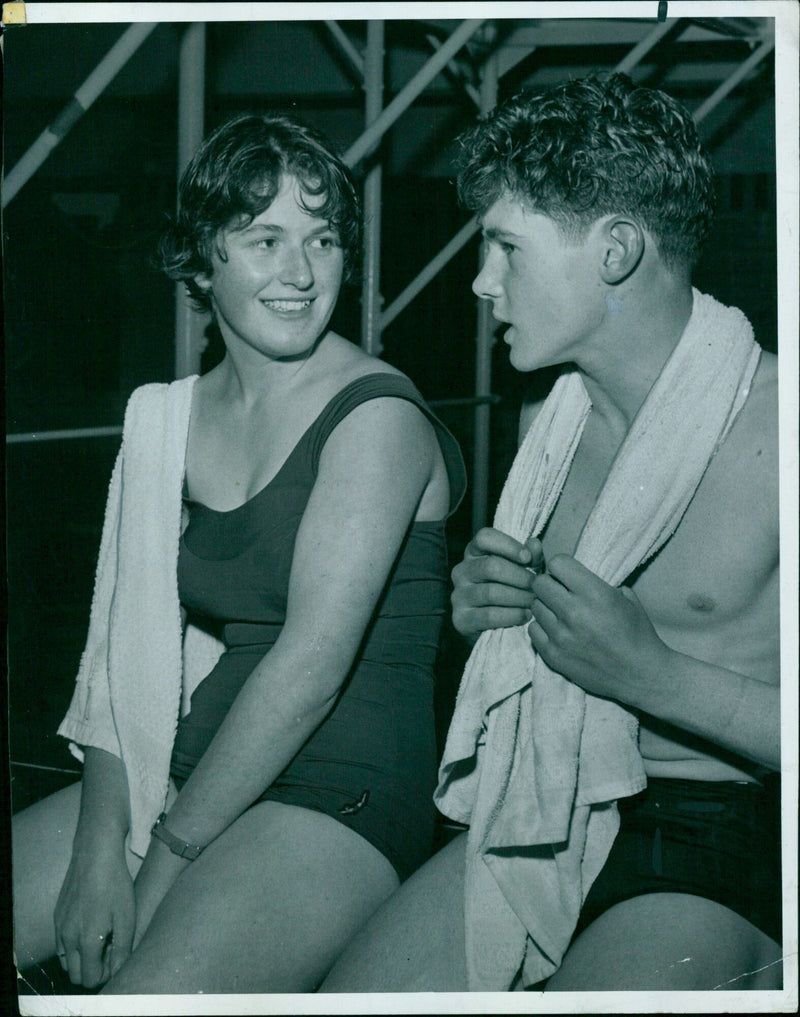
[717,349,778,479]
[696,349,779,544]
[324,332,407,383]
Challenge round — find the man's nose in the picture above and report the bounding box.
[472,250,502,300]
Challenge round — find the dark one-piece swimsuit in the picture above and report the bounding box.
[171,373,466,881]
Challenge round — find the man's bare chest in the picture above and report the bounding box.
[538,431,777,649]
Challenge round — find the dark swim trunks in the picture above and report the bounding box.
[171,373,466,882]
[576,775,782,943]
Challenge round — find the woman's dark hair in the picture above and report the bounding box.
[159,112,361,312]
[456,73,716,269]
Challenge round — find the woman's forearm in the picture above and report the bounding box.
[154,642,344,851]
[74,747,131,850]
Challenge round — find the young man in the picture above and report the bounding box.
[321,73,781,992]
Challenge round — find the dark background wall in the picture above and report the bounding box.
[4,18,778,815]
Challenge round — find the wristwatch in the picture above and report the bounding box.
[150,812,204,860]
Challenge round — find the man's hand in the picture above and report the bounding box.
[528,553,670,707]
[451,527,544,643]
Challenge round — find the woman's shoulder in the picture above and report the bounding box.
[323,333,408,385]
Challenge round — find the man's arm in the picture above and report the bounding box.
[528,554,780,771]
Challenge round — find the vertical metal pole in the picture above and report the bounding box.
[360,21,385,357]
[174,23,207,380]
[471,40,499,533]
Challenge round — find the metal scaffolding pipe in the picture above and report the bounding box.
[425,32,481,107]
[2,22,157,208]
[472,43,500,533]
[381,217,479,331]
[344,18,484,168]
[325,20,364,78]
[6,425,123,445]
[614,19,677,74]
[360,21,385,357]
[693,38,775,124]
[174,22,207,380]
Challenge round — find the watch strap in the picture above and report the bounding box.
[150,812,204,860]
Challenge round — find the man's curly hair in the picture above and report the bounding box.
[158,112,361,313]
[457,73,716,269]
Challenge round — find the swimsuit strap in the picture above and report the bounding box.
[309,372,466,517]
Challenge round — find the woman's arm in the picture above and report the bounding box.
[132,396,443,928]
[54,746,136,986]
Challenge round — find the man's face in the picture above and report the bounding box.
[472,193,604,373]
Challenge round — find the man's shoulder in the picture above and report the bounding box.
[696,348,779,543]
[727,349,778,456]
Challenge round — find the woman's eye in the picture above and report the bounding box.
[310,236,338,250]
[255,237,279,250]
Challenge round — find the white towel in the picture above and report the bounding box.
[58,377,225,857]
[434,289,761,988]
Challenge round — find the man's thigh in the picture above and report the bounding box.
[321,831,468,992]
[545,892,783,991]
[103,800,400,994]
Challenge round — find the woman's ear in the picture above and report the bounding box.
[599,216,645,284]
[194,273,213,294]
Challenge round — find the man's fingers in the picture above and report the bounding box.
[457,553,538,592]
[466,527,531,564]
[525,536,546,573]
[531,572,572,614]
[470,606,534,631]
[460,580,536,609]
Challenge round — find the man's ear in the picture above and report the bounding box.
[598,216,645,284]
[194,273,213,293]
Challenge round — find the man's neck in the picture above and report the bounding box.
[576,270,694,431]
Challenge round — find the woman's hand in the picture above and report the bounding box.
[527,553,670,707]
[451,528,544,643]
[54,837,136,988]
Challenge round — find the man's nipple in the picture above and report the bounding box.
[686,592,717,613]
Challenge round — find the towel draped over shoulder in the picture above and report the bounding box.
[434,289,761,988]
[58,376,224,858]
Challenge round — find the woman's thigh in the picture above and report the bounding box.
[321,831,468,993]
[545,892,783,991]
[11,782,142,967]
[102,801,400,994]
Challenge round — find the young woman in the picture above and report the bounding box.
[13,112,465,994]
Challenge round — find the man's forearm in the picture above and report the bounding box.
[635,649,780,771]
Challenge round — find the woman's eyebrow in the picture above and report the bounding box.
[239,221,335,236]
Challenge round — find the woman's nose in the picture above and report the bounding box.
[280,245,313,289]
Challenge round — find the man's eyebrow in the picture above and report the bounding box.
[482,226,524,241]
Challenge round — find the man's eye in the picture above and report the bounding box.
[500,242,516,255]
[310,236,338,250]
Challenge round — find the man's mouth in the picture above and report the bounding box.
[261,299,313,312]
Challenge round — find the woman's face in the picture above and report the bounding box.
[198,174,345,361]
